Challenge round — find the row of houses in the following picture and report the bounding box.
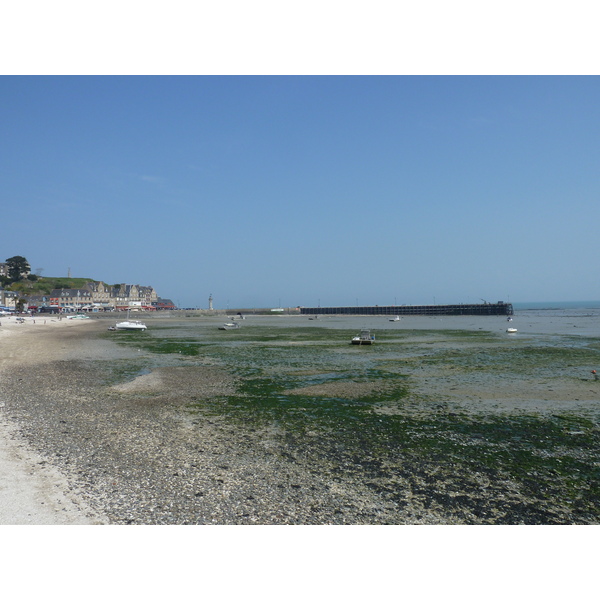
[1,280,176,313]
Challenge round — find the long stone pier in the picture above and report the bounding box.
[300,302,514,316]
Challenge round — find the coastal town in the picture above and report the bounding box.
[0,256,175,313]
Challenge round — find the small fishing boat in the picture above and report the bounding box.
[389,316,401,322]
[351,329,375,345]
[506,327,518,333]
[67,314,90,319]
[219,322,240,330]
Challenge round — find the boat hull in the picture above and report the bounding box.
[115,321,147,331]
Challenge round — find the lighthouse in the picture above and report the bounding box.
[208,294,213,310]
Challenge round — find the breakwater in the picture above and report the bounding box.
[300,302,513,316]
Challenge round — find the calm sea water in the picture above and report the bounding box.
[513,300,600,311]
[151,300,600,340]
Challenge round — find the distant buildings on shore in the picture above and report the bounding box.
[1,279,175,313]
[0,258,176,312]
[30,281,177,312]
[0,287,18,309]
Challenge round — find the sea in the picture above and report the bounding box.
[513,300,600,311]
[154,300,600,341]
[506,301,600,338]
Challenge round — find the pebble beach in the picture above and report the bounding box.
[1,310,600,525]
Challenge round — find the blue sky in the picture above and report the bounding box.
[2,76,599,308]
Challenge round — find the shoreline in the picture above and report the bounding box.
[0,317,107,524]
[0,415,106,524]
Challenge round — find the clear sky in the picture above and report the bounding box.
[2,75,599,308]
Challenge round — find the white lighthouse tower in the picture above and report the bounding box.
[208,294,213,310]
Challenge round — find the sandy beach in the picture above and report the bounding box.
[1,311,599,525]
[0,316,107,524]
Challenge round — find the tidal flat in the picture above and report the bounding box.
[3,313,600,524]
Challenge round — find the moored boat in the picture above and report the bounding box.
[351,329,375,345]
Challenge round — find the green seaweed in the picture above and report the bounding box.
[108,333,203,357]
[107,320,600,523]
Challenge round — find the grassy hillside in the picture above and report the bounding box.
[9,277,95,296]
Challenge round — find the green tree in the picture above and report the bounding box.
[5,256,30,282]
[16,297,27,312]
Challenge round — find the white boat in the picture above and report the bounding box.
[506,327,518,333]
[67,314,91,320]
[219,322,240,330]
[115,319,147,331]
[115,310,147,331]
[389,316,401,321]
[351,329,375,345]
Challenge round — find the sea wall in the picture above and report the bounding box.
[300,302,514,316]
